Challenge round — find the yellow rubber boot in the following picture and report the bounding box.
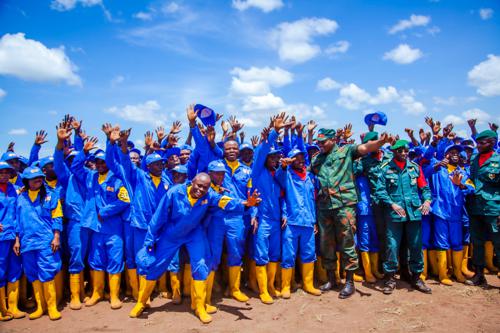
[428,250,438,276]
[0,287,13,321]
[335,252,341,283]
[69,273,82,310]
[437,250,453,286]
[247,259,259,293]
[43,280,61,321]
[127,269,139,301]
[255,265,273,304]
[85,270,105,306]
[170,272,182,304]
[266,262,281,297]
[205,272,217,314]
[54,270,64,305]
[228,266,249,302]
[461,245,474,279]
[369,252,384,280]
[360,252,376,283]
[315,257,328,284]
[420,250,428,281]
[183,264,192,296]
[281,268,292,299]
[129,277,156,318]
[6,281,26,319]
[192,280,212,324]
[29,281,45,320]
[452,251,466,283]
[109,273,122,309]
[157,272,170,299]
[485,241,499,273]
[302,263,321,296]
[353,273,364,282]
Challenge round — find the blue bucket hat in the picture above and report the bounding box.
[239,143,254,152]
[164,147,181,159]
[288,148,304,159]
[267,147,281,156]
[94,151,106,161]
[444,144,464,154]
[18,156,29,166]
[22,166,45,180]
[39,156,54,168]
[66,150,79,160]
[180,144,193,152]
[195,104,216,127]
[145,153,164,166]
[208,160,226,172]
[172,165,188,174]
[0,161,13,170]
[364,111,387,126]
[1,152,19,162]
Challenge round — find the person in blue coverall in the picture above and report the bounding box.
[130,173,261,323]
[0,161,24,321]
[427,144,475,286]
[1,152,24,187]
[251,115,287,304]
[275,148,322,299]
[71,137,131,310]
[15,166,63,320]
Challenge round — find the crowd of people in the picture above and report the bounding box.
[0,105,498,324]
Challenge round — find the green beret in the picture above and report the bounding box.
[362,131,379,144]
[390,139,410,151]
[316,128,336,142]
[476,129,498,141]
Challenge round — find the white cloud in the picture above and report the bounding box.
[462,108,491,123]
[383,44,423,64]
[8,128,28,135]
[0,88,5,100]
[442,114,465,125]
[105,100,167,125]
[468,54,500,97]
[0,33,81,86]
[111,75,124,87]
[242,93,285,111]
[325,40,350,55]
[389,14,431,34]
[479,8,493,20]
[433,96,457,106]
[270,17,339,63]
[230,66,293,95]
[50,0,101,11]
[316,77,341,91]
[336,83,426,115]
[162,2,180,14]
[232,0,283,13]
[134,11,153,21]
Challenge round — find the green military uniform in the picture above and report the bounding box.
[469,139,500,269]
[311,139,360,272]
[375,149,431,274]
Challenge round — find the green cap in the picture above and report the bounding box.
[362,131,379,144]
[476,129,498,141]
[390,139,410,151]
[316,128,336,142]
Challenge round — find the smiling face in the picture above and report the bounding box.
[166,154,180,169]
[445,148,460,166]
[291,153,306,170]
[190,173,211,199]
[129,151,141,167]
[180,149,191,165]
[224,141,239,162]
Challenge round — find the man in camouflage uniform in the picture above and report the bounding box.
[466,130,500,286]
[311,128,389,299]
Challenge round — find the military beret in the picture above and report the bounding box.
[362,131,379,144]
[316,128,336,142]
[476,130,498,141]
[390,139,410,151]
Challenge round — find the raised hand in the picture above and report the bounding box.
[307,120,317,133]
[216,113,223,122]
[7,142,15,152]
[442,123,453,137]
[170,121,182,135]
[206,125,216,145]
[56,123,72,142]
[272,112,288,132]
[109,126,121,143]
[419,128,426,144]
[155,126,166,142]
[101,123,113,139]
[432,120,441,135]
[343,123,353,139]
[221,120,229,134]
[187,104,198,125]
[70,116,82,132]
[404,128,414,137]
[120,128,132,143]
[379,132,390,144]
[261,127,271,142]
[239,131,245,143]
[167,134,179,147]
[251,135,259,148]
[467,118,476,129]
[83,136,99,153]
[144,131,154,148]
[489,122,499,132]
[34,130,48,145]
[244,189,262,207]
[425,116,434,129]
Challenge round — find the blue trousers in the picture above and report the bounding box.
[224,216,250,267]
[67,220,92,274]
[421,215,432,250]
[356,215,380,252]
[253,218,281,265]
[144,227,209,281]
[0,240,22,287]
[23,247,61,283]
[281,224,316,269]
[88,232,124,274]
[433,215,463,251]
[204,217,225,271]
[124,222,136,269]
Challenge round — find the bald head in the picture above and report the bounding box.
[190,172,211,199]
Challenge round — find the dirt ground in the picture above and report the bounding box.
[2,274,500,333]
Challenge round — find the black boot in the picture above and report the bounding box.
[339,270,355,299]
[465,266,487,286]
[411,273,432,294]
[383,273,396,295]
[319,270,338,292]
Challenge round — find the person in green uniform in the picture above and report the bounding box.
[465,130,500,286]
[311,128,389,299]
[375,140,432,295]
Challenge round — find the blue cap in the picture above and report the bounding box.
[240,143,253,152]
[22,166,45,180]
[127,140,135,149]
[364,111,387,126]
[39,156,54,168]
[267,147,281,156]
[444,144,464,154]
[172,165,188,174]
[145,153,164,166]
[288,148,304,159]
[130,148,142,156]
[180,144,193,152]
[208,160,226,172]
[164,147,181,159]
[18,156,29,166]
[66,150,79,160]
[195,104,216,127]
[410,146,425,156]
[1,152,19,162]
[306,144,319,151]
[94,151,106,161]
[0,161,13,170]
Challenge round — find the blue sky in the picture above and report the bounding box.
[1,0,499,158]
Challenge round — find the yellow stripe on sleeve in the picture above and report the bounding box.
[218,196,232,209]
[51,200,63,219]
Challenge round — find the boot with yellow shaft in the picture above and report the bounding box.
[6,281,26,318]
[69,273,82,310]
[228,266,249,302]
[255,265,273,304]
[43,280,61,321]
[280,268,292,299]
[85,270,105,306]
[0,287,13,321]
[109,273,122,309]
[170,272,182,304]
[301,262,321,296]
[436,250,453,286]
[129,276,156,318]
[192,280,212,324]
[360,252,376,283]
[266,262,281,297]
[29,280,45,320]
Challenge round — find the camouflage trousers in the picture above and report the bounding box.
[317,206,359,272]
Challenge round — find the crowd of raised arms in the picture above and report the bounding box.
[0,104,499,324]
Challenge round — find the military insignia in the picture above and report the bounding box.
[201,199,208,205]
[106,186,114,192]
